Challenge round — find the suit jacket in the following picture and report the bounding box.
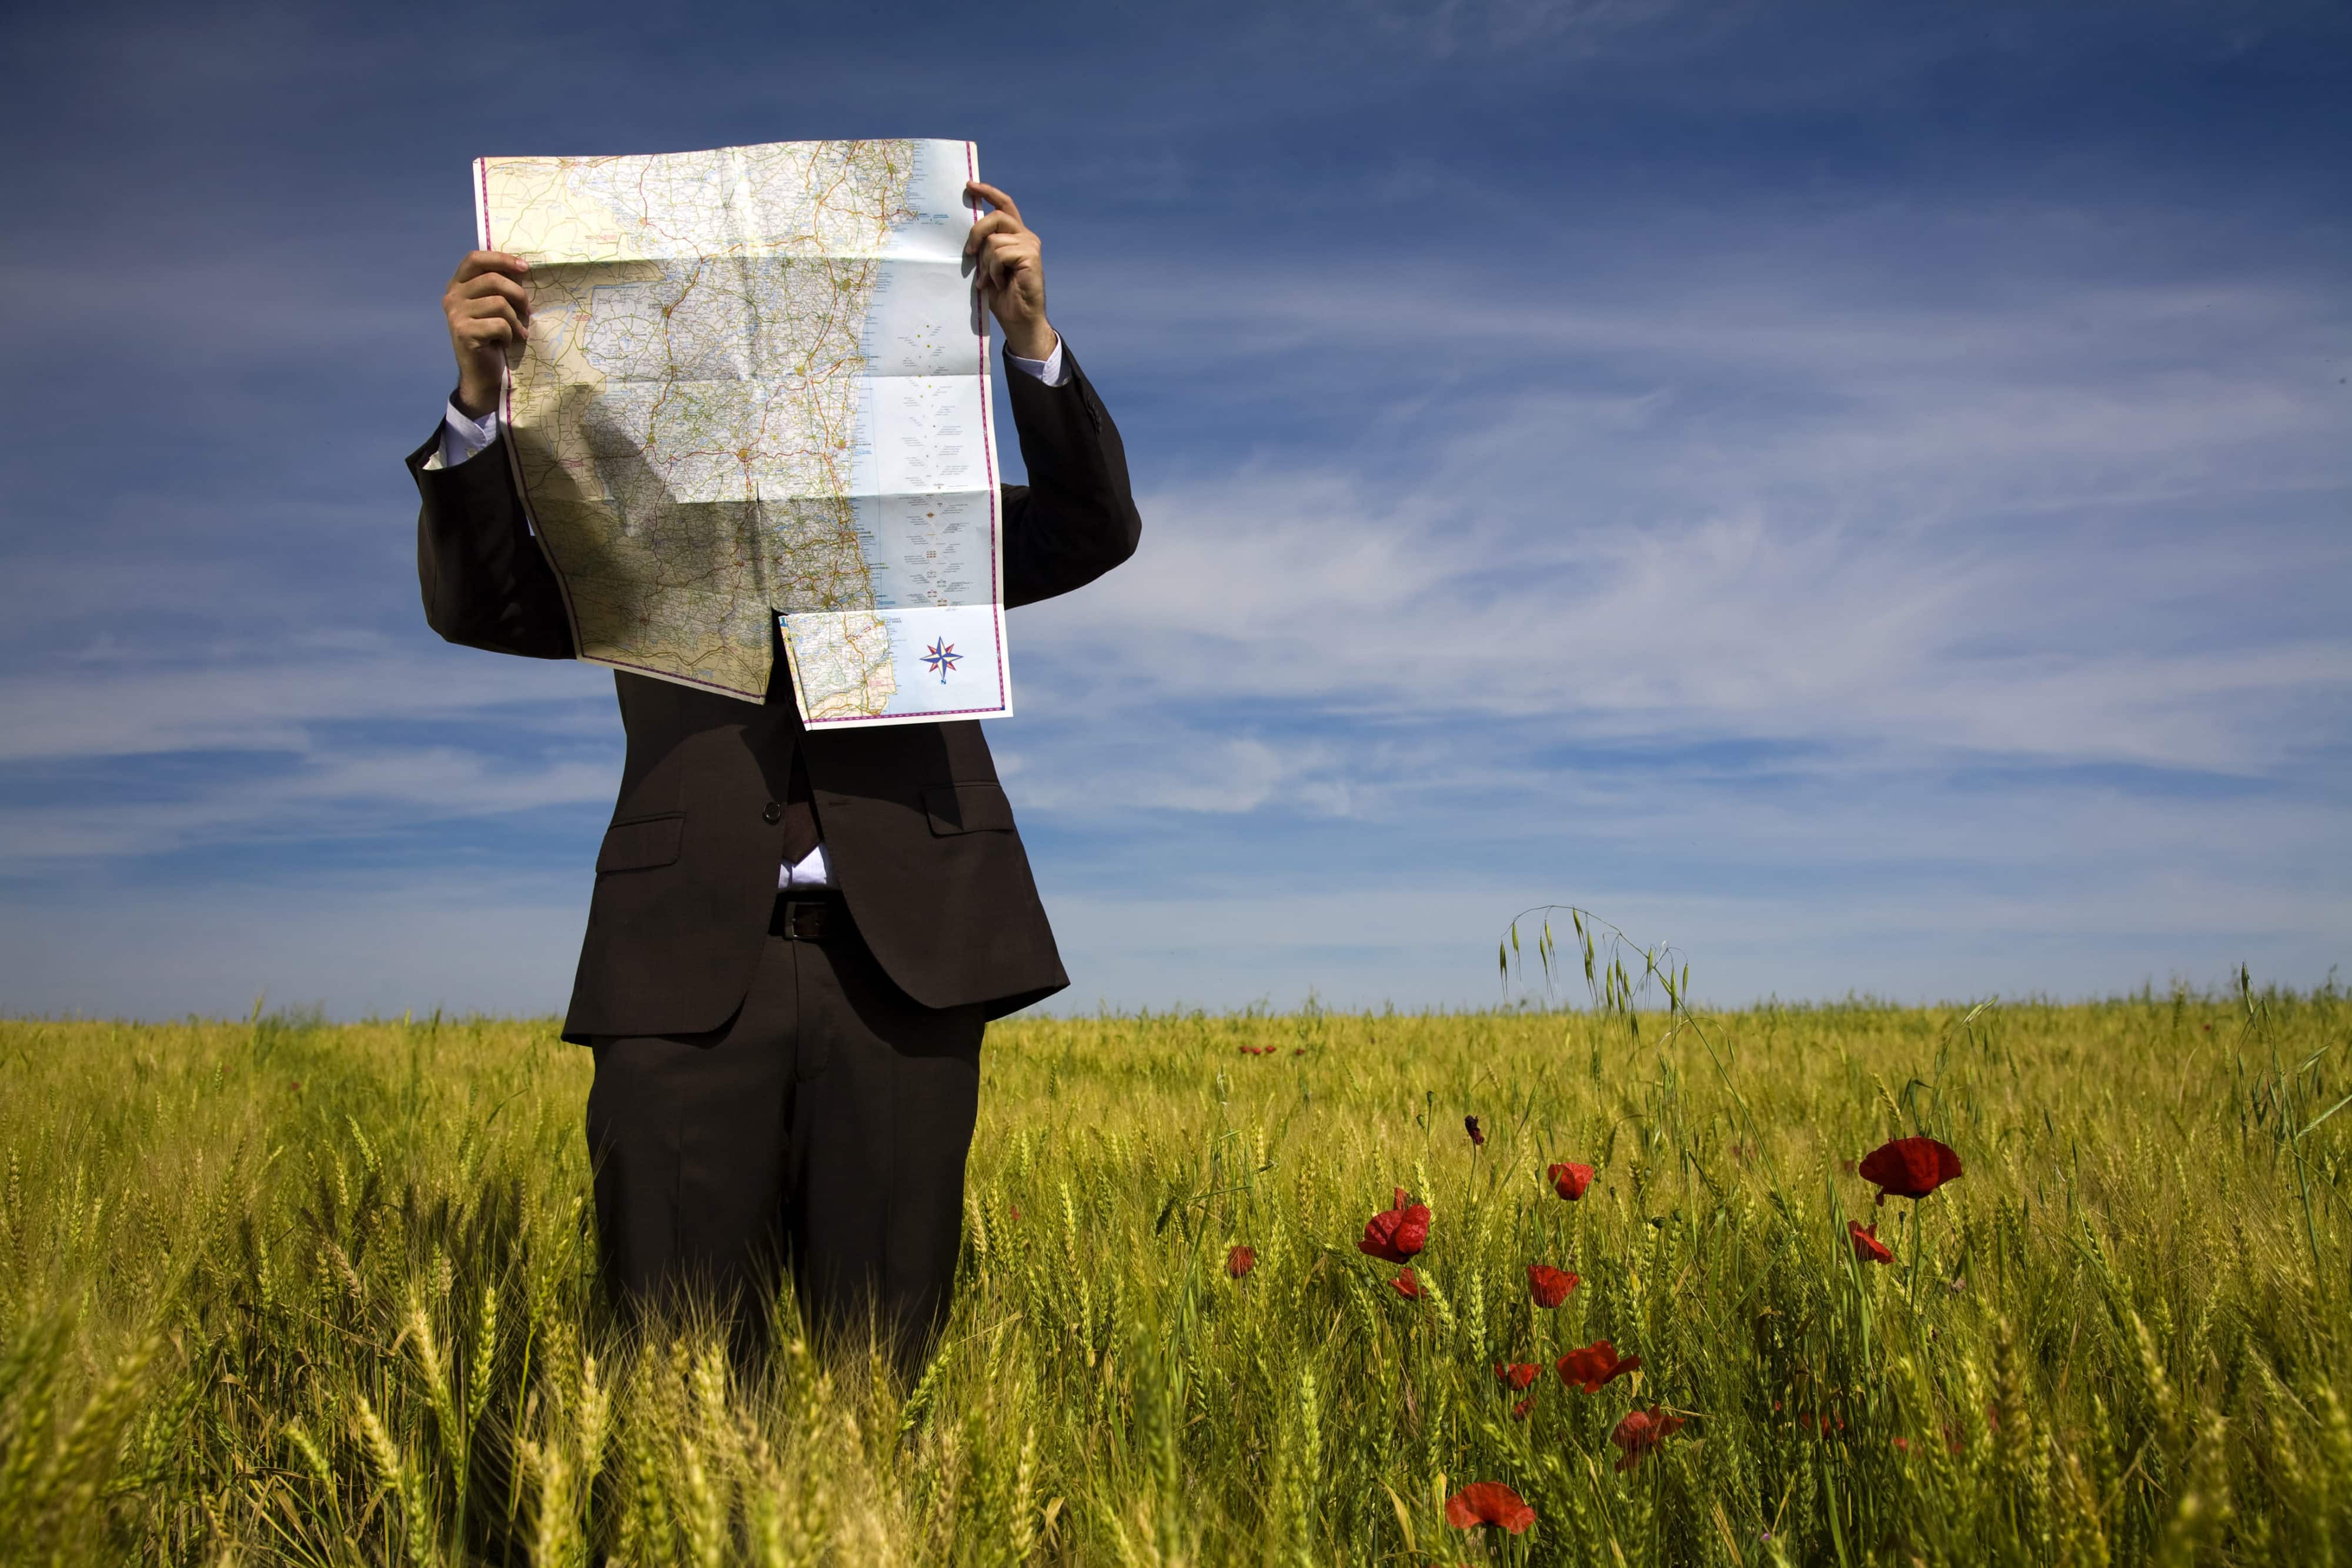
[408,347,1141,1042]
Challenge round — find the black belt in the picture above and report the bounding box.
[770,892,842,942]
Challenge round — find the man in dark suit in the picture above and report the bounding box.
[408,180,1140,1370]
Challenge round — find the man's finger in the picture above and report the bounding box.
[456,297,527,339]
[456,317,515,349]
[962,210,1023,255]
[452,250,532,284]
[451,273,533,313]
[979,235,1037,280]
[980,247,1022,289]
[456,292,526,323]
[964,180,1023,229]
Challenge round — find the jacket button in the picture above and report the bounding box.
[762,800,784,824]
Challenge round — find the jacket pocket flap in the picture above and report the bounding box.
[923,783,1015,835]
[596,813,686,872]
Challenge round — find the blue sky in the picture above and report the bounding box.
[1,1,2346,1019]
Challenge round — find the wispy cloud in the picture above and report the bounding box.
[1024,250,2351,777]
[0,642,598,764]
[0,747,617,867]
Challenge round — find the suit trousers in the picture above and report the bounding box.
[584,892,986,1373]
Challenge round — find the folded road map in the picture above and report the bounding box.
[475,138,1011,726]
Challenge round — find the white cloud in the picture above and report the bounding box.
[0,747,617,866]
[0,637,620,869]
[0,637,603,764]
[1014,246,2352,780]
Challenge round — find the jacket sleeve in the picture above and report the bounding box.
[407,425,576,660]
[999,345,1144,609]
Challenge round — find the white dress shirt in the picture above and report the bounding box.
[429,339,1067,890]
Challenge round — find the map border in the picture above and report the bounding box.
[472,140,1013,724]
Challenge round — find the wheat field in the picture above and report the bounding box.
[0,968,2346,1564]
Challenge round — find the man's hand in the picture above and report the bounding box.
[443,250,532,419]
[963,182,1057,362]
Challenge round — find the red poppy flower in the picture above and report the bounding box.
[1856,1136,1962,1205]
[1527,1265,1579,1308]
[1609,1406,1687,1472]
[1891,1436,1910,1453]
[1494,1360,1539,1392]
[1390,1268,1422,1299]
[1359,1188,1431,1263]
[1511,1396,1536,1421]
[1226,1244,1255,1278]
[1546,1161,1595,1201]
[1007,1204,1021,1222]
[1556,1340,1641,1393]
[1465,1115,1485,1147]
[1847,1220,1893,1263]
[1444,1482,1536,1533]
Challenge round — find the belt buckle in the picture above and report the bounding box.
[783,898,828,941]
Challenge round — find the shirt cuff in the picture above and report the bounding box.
[429,399,500,471]
[1004,336,1068,388]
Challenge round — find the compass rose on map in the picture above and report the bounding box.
[921,638,961,684]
